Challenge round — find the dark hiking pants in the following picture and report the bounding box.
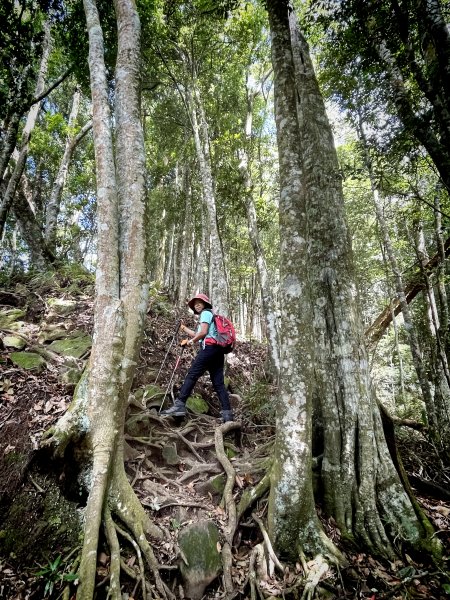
[177,344,231,411]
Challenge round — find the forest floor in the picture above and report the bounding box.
[0,272,449,599]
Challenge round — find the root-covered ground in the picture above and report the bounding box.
[0,275,449,599]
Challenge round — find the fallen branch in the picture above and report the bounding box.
[366,236,450,345]
[177,462,221,483]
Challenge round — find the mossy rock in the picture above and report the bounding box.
[0,308,26,328]
[136,384,165,402]
[186,394,209,415]
[125,414,152,437]
[10,352,45,370]
[47,298,78,316]
[38,328,68,343]
[60,367,83,386]
[162,444,180,465]
[47,335,91,358]
[2,335,26,350]
[179,520,222,599]
[196,474,226,499]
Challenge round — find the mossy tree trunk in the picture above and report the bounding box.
[42,1,169,599]
[267,0,439,562]
[266,0,340,562]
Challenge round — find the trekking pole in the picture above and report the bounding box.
[159,344,186,412]
[155,319,181,383]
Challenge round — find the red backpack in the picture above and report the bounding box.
[205,311,236,353]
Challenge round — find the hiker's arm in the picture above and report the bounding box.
[189,322,209,345]
[181,322,196,337]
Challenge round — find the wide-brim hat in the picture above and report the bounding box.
[188,293,212,312]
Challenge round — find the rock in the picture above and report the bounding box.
[136,384,165,403]
[47,298,78,316]
[10,352,45,370]
[196,474,226,499]
[60,367,83,387]
[2,335,26,350]
[179,520,222,599]
[38,328,68,343]
[162,444,180,465]
[0,308,26,328]
[186,394,209,414]
[47,335,91,358]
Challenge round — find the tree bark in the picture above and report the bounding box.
[186,80,229,315]
[0,22,51,238]
[267,0,339,562]
[269,0,436,559]
[43,2,166,598]
[45,87,92,251]
[178,163,192,305]
[12,182,55,270]
[240,74,280,376]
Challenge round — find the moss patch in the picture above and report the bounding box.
[0,308,26,328]
[47,298,78,316]
[10,352,46,370]
[2,335,26,350]
[47,335,91,358]
[179,520,222,599]
[186,394,209,414]
[0,470,82,564]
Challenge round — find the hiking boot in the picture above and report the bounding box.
[160,400,186,417]
[221,410,234,423]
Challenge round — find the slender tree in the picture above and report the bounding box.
[43,1,170,598]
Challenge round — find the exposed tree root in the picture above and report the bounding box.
[252,512,284,575]
[237,472,270,520]
[104,508,121,600]
[249,543,268,600]
[300,555,330,600]
[214,421,242,597]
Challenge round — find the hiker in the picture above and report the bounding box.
[160,293,234,422]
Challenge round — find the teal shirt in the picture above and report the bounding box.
[198,309,218,348]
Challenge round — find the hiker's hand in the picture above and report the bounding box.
[180,338,189,346]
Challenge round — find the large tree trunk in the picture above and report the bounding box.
[266,0,339,562]
[42,2,169,599]
[268,0,437,561]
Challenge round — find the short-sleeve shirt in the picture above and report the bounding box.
[198,309,218,348]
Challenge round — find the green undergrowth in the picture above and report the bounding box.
[0,263,94,296]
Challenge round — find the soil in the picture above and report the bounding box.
[0,278,449,599]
